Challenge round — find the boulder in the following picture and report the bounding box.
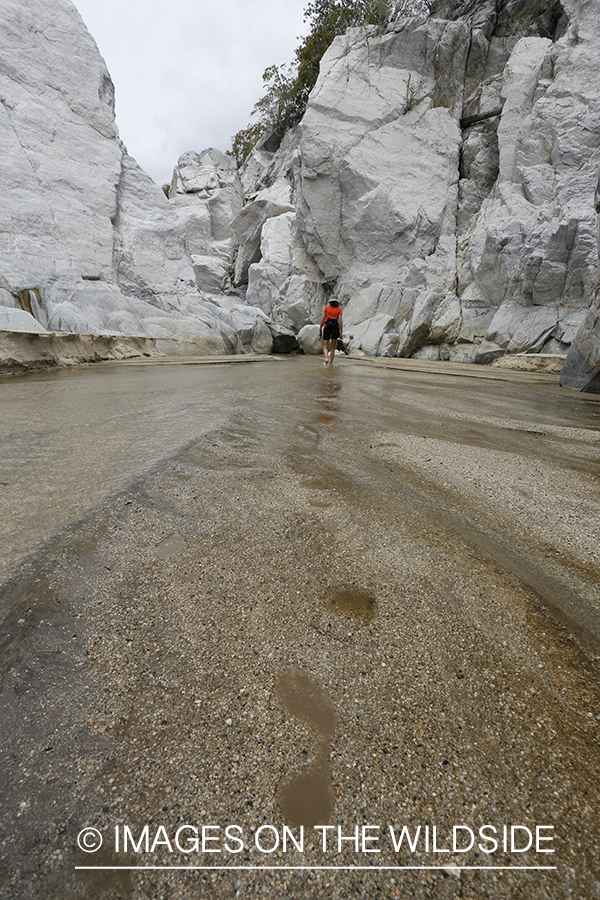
[233,182,295,286]
[298,325,323,355]
[246,213,326,331]
[191,256,231,295]
[346,314,395,357]
[251,318,273,354]
[560,165,600,391]
[268,322,298,354]
[486,302,557,352]
[413,344,441,360]
[559,302,600,392]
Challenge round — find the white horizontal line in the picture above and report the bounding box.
[75,865,557,872]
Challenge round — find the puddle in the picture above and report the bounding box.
[278,767,334,829]
[276,670,336,827]
[155,533,186,559]
[75,844,133,898]
[331,587,376,621]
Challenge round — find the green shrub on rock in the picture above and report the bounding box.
[228,123,267,169]
[230,0,428,166]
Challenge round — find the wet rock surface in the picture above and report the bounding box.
[1,356,599,899]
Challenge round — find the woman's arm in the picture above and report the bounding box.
[319,309,327,333]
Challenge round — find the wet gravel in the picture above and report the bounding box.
[1,356,599,900]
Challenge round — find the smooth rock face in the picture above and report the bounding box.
[247,212,326,331]
[240,128,327,333]
[0,0,243,350]
[0,309,49,334]
[298,324,323,355]
[0,0,120,288]
[297,19,468,295]
[234,129,299,286]
[560,304,600,392]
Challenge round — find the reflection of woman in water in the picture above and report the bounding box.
[319,300,343,367]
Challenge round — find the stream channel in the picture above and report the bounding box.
[1,355,599,899]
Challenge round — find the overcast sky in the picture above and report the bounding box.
[72,0,308,185]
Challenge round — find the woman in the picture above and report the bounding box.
[319,299,343,367]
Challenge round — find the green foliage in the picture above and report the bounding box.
[227,122,267,168]
[161,183,170,198]
[251,64,306,130]
[229,0,430,166]
[402,72,425,112]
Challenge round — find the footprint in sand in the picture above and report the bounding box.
[276,670,337,827]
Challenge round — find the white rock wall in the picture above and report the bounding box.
[241,128,327,329]
[169,149,244,295]
[458,0,600,359]
[0,0,245,351]
[3,0,599,373]
[235,0,600,369]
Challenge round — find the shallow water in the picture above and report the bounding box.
[2,355,600,640]
[2,355,600,898]
[0,362,239,581]
[331,587,376,620]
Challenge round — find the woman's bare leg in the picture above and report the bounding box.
[328,339,336,366]
[323,340,329,365]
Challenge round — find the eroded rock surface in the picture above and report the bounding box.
[559,172,600,392]
[169,149,243,295]
[231,0,600,382]
[0,0,253,351]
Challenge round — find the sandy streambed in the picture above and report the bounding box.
[1,356,599,899]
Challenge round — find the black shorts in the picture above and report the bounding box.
[323,324,339,341]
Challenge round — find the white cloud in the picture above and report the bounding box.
[72,0,307,184]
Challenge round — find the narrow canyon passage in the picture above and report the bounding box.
[1,356,599,900]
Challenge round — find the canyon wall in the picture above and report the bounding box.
[0,0,285,354]
[235,0,600,384]
[2,0,600,386]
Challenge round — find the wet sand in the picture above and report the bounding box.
[1,355,599,899]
